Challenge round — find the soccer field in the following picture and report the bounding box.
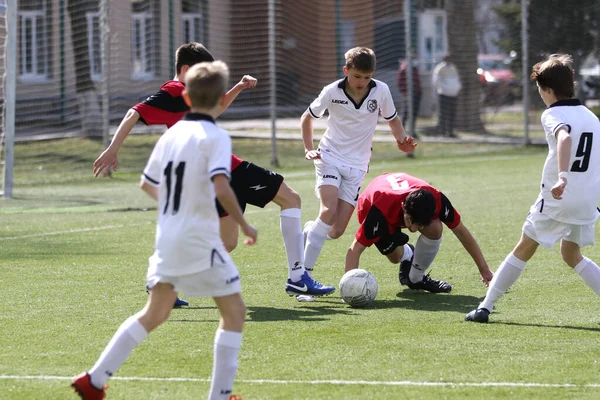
[1,137,599,399]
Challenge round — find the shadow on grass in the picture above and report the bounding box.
[492,321,600,333]
[170,302,354,323]
[246,304,355,322]
[378,290,484,313]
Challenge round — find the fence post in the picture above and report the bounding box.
[269,0,279,167]
[521,0,530,145]
[100,0,110,150]
[2,0,17,198]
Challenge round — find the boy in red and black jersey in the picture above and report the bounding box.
[94,43,334,305]
[345,172,493,293]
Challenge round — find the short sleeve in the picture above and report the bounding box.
[541,109,570,138]
[142,135,166,186]
[208,131,232,180]
[438,192,461,229]
[379,83,398,120]
[308,86,331,119]
[131,82,189,128]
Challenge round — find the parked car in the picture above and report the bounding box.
[477,54,519,105]
[580,53,600,101]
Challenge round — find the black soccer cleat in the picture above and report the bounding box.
[407,273,452,293]
[398,244,415,286]
[465,308,490,323]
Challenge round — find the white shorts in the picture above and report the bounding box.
[522,211,596,249]
[146,259,241,298]
[314,159,366,206]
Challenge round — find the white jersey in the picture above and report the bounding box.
[142,113,233,276]
[535,99,600,224]
[308,78,398,171]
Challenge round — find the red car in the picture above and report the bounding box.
[477,54,518,105]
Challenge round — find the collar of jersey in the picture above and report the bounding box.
[337,78,377,110]
[183,113,216,123]
[548,98,582,108]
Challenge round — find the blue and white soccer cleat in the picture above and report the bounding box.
[173,297,189,308]
[285,271,335,296]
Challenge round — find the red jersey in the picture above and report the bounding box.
[355,172,461,247]
[132,80,243,170]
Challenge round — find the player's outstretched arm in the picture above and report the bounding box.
[93,108,140,177]
[214,174,257,245]
[451,221,494,287]
[388,116,417,153]
[301,111,320,160]
[551,127,571,200]
[345,239,367,272]
[216,75,258,117]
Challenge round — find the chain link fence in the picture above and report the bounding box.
[2,0,600,196]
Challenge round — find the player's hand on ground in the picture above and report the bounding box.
[93,148,118,177]
[238,75,257,90]
[241,223,258,245]
[397,137,417,153]
[481,270,494,287]
[551,178,567,200]
[305,150,321,160]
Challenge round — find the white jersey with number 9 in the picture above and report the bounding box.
[539,99,600,224]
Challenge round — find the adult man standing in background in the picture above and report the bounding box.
[432,54,462,137]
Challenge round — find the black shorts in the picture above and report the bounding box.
[374,228,409,255]
[216,161,284,217]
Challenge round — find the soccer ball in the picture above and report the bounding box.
[339,269,378,307]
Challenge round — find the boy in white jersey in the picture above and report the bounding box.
[301,47,416,288]
[466,53,600,323]
[72,61,257,399]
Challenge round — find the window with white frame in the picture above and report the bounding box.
[86,12,102,81]
[181,13,204,44]
[18,10,49,81]
[131,11,154,79]
[181,0,205,44]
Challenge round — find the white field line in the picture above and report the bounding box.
[0,375,599,388]
[0,208,276,241]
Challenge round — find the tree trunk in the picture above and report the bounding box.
[68,0,102,136]
[445,0,486,133]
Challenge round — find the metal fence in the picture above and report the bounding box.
[2,0,600,197]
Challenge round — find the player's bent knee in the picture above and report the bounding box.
[274,183,301,209]
[328,227,345,239]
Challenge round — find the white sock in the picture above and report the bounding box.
[409,235,441,283]
[479,253,526,312]
[209,329,243,400]
[574,257,600,295]
[400,244,413,262]
[303,218,332,273]
[280,208,305,281]
[89,317,148,388]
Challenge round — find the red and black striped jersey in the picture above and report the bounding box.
[355,172,461,247]
[132,80,243,170]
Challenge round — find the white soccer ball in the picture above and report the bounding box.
[339,269,378,307]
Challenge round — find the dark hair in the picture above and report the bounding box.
[345,47,376,72]
[530,53,575,99]
[404,189,436,226]
[175,42,215,74]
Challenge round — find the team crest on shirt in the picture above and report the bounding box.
[367,99,378,113]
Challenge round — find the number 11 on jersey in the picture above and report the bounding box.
[163,161,186,214]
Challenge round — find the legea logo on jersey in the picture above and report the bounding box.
[367,99,378,113]
[332,99,349,104]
